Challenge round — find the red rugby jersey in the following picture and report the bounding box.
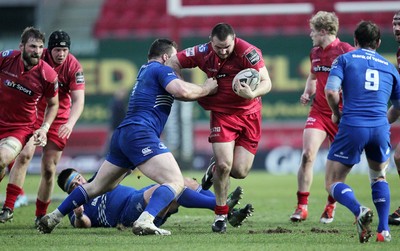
[37,49,85,125]
[177,37,265,115]
[310,38,354,115]
[0,49,58,128]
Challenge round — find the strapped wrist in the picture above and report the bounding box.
[40,122,50,133]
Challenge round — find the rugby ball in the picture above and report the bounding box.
[232,68,260,94]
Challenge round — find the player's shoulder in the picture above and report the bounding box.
[179,42,211,58]
[235,37,259,53]
[235,38,263,66]
[337,41,354,52]
[66,52,80,64]
[147,61,175,76]
[0,49,20,59]
[64,53,84,73]
[310,46,321,55]
[39,60,58,83]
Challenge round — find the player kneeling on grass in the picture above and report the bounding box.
[57,168,254,229]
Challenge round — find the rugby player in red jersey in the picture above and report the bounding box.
[0,26,58,187]
[168,23,272,233]
[289,11,354,224]
[0,30,84,224]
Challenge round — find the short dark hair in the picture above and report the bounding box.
[20,27,45,45]
[147,38,177,60]
[57,168,77,193]
[354,21,380,49]
[210,23,235,41]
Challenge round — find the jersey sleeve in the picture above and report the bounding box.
[158,65,179,89]
[42,64,59,99]
[329,55,344,80]
[68,55,85,91]
[242,47,265,70]
[176,44,207,69]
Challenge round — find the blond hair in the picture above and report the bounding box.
[310,11,339,35]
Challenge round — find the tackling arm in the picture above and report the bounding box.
[166,78,217,101]
[166,55,184,79]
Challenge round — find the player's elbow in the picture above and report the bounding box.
[325,89,337,100]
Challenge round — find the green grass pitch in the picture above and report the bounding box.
[1,170,400,251]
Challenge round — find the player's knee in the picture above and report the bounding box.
[301,150,316,164]
[215,161,232,176]
[17,151,34,165]
[41,164,57,181]
[230,166,250,179]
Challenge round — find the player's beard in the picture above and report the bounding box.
[22,50,40,67]
[218,54,228,59]
[395,31,400,43]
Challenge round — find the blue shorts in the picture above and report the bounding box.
[106,125,170,169]
[327,124,391,166]
[119,185,155,227]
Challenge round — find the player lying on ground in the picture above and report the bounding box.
[57,168,254,229]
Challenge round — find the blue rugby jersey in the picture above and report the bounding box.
[329,48,400,127]
[68,184,155,227]
[118,61,179,136]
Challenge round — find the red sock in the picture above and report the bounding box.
[4,183,22,210]
[297,191,310,205]
[36,199,51,217]
[214,205,229,215]
[327,194,336,204]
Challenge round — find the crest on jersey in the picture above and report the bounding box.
[332,57,339,66]
[198,43,208,53]
[245,49,260,65]
[75,71,85,84]
[1,50,12,57]
[185,47,195,57]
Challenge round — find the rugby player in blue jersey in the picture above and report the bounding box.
[37,38,218,236]
[324,21,400,243]
[56,168,252,229]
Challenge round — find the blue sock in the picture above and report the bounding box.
[145,185,176,217]
[372,180,390,232]
[197,186,214,197]
[332,182,361,216]
[58,185,89,215]
[177,188,215,210]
